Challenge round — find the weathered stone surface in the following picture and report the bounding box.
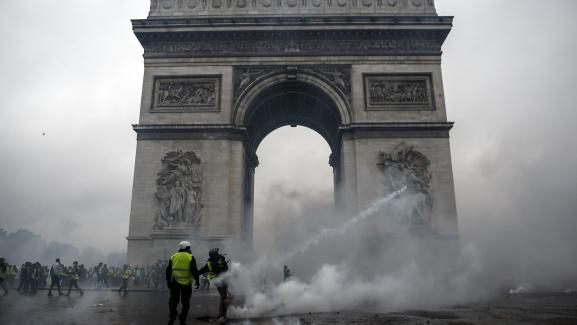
[127,0,458,265]
[148,0,437,18]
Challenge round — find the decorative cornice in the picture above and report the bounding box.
[133,15,453,28]
[137,29,448,58]
[341,122,454,138]
[133,122,453,140]
[133,124,248,140]
[133,16,452,58]
[147,0,437,18]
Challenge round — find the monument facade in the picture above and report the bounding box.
[128,0,458,264]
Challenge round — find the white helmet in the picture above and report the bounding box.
[179,241,191,250]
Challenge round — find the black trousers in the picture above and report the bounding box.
[216,285,229,318]
[118,278,128,294]
[0,277,7,294]
[168,282,192,324]
[48,276,62,295]
[67,279,83,295]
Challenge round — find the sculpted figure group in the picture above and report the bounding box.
[154,151,204,230]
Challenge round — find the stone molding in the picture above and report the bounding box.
[341,122,453,139]
[133,124,248,141]
[133,122,453,140]
[148,0,437,17]
[138,30,446,58]
[364,74,435,111]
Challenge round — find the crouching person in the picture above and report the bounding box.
[198,248,229,321]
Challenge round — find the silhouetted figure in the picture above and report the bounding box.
[66,261,84,296]
[48,258,64,296]
[283,265,292,282]
[118,264,131,295]
[18,262,32,294]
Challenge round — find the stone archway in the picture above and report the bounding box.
[127,0,459,264]
[234,74,350,245]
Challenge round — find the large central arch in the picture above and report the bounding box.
[235,72,351,245]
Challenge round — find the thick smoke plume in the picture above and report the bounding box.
[223,163,577,319]
[225,181,483,318]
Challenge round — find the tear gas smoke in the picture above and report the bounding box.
[223,185,484,319]
[279,186,407,263]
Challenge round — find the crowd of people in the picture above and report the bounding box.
[0,257,171,295]
[1,245,239,323]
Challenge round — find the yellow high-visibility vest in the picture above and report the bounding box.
[171,252,193,286]
[207,257,226,281]
[207,261,217,280]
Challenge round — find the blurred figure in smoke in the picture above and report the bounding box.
[118,264,131,296]
[30,262,41,295]
[95,262,103,288]
[101,264,110,288]
[199,273,210,292]
[198,248,229,321]
[166,241,199,325]
[283,265,292,282]
[17,262,31,294]
[48,258,63,296]
[65,261,84,296]
[0,257,9,295]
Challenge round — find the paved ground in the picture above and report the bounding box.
[0,289,576,325]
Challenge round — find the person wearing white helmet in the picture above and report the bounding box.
[166,241,199,325]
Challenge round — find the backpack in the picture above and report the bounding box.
[209,254,228,274]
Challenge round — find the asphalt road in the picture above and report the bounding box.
[0,289,576,325]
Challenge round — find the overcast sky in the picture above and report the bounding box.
[1,0,576,254]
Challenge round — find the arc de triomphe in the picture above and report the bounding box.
[127,0,458,264]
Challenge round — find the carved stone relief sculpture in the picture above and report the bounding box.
[233,65,351,104]
[154,151,204,231]
[152,76,221,112]
[148,0,437,16]
[364,74,434,111]
[377,143,432,226]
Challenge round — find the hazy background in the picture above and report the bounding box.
[0,0,576,277]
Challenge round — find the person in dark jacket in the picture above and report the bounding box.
[198,248,229,320]
[48,258,64,296]
[166,241,199,325]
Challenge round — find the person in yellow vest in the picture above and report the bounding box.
[198,248,229,321]
[65,261,84,296]
[118,264,131,296]
[166,241,199,325]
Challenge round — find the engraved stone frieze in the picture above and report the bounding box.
[143,33,443,58]
[148,0,437,17]
[377,143,432,226]
[154,151,204,231]
[152,76,221,112]
[364,74,434,111]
